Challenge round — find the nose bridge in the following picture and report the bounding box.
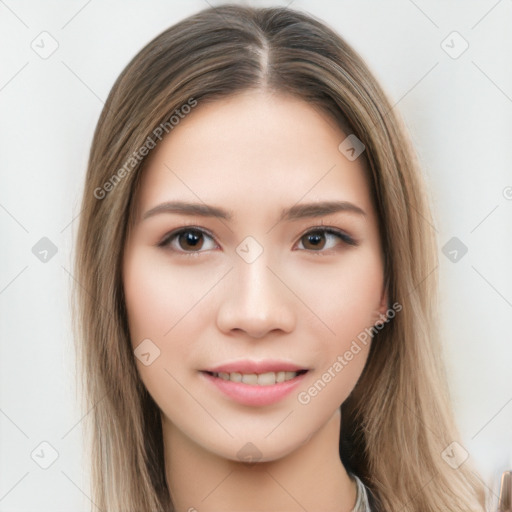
[216,239,295,337]
[237,251,279,306]
[235,235,278,301]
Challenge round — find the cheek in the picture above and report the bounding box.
[281,249,384,407]
[123,247,219,343]
[122,247,229,398]
[122,248,211,414]
[292,248,384,344]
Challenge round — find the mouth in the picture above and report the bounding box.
[199,366,310,406]
[202,369,309,386]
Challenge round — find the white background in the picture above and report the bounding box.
[1,1,511,510]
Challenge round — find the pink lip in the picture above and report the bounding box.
[200,370,308,407]
[204,359,309,374]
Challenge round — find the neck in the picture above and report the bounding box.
[162,408,357,512]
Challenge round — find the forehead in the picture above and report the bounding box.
[134,90,374,222]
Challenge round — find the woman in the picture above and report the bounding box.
[74,4,488,511]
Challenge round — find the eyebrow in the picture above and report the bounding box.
[141,200,366,223]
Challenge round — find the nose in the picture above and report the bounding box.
[216,254,296,339]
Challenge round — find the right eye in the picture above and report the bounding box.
[158,227,218,256]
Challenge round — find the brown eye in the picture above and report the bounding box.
[159,228,217,254]
[177,230,204,251]
[301,231,327,250]
[297,228,357,252]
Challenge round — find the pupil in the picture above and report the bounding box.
[181,230,202,250]
[306,232,325,249]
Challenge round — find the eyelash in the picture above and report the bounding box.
[157,225,358,257]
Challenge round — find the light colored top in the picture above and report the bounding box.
[350,473,372,512]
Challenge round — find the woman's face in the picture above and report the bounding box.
[123,90,387,462]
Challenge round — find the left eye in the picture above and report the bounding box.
[296,228,356,252]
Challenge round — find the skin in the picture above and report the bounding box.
[123,90,388,512]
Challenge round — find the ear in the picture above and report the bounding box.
[373,286,389,327]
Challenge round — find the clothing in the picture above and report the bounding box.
[349,473,372,512]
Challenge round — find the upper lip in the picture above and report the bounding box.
[203,359,309,374]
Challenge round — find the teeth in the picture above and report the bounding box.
[257,372,276,386]
[284,371,297,381]
[242,373,258,385]
[230,372,242,382]
[213,370,302,385]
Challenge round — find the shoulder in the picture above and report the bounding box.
[349,473,373,512]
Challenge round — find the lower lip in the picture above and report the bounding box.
[200,371,308,406]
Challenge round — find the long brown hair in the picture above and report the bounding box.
[73,4,488,511]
